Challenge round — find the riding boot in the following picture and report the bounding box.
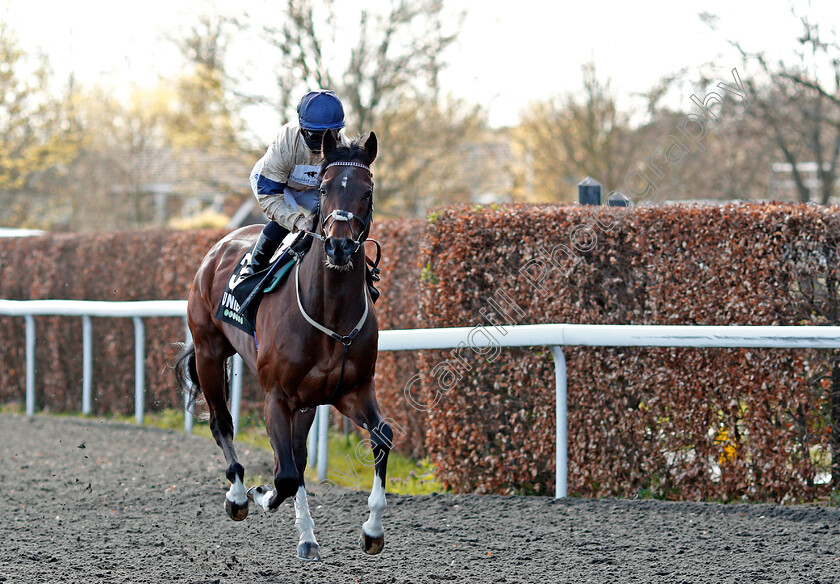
[246,230,281,275]
[366,265,380,303]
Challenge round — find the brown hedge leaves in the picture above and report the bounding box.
[417,203,839,502]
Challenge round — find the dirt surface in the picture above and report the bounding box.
[1,413,839,584]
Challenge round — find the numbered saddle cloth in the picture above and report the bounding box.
[214,232,300,335]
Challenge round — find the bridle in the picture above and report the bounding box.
[294,159,376,406]
[308,161,374,254]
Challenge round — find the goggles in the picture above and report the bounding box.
[301,128,338,151]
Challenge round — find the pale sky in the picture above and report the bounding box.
[3,0,839,142]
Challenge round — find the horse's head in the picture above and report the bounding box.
[317,131,377,269]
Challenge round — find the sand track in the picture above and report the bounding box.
[1,413,838,583]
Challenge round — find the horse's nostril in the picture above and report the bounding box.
[325,237,354,260]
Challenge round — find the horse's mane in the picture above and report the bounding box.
[321,136,371,171]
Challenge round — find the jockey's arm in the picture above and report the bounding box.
[251,172,304,231]
[250,157,308,233]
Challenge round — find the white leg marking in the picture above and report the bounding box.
[250,486,279,513]
[294,485,318,545]
[226,475,247,506]
[362,475,386,537]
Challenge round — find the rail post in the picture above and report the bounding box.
[317,404,330,481]
[231,355,244,436]
[184,318,194,434]
[25,315,35,417]
[133,317,145,425]
[82,315,93,415]
[308,411,319,468]
[551,346,568,498]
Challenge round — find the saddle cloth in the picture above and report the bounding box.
[214,232,301,334]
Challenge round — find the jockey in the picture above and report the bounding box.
[248,89,380,301]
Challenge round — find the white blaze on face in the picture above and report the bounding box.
[225,475,247,506]
[341,176,348,190]
[362,475,386,538]
[294,485,318,545]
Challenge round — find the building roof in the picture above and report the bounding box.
[114,146,252,200]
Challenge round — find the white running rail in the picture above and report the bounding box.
[3,299,840,498]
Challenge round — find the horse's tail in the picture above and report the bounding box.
[173,342,201,409]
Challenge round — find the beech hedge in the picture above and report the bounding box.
[415,203,839,502]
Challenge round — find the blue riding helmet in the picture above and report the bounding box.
[297,90,346,131]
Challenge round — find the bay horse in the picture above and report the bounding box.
[175,131,391,561]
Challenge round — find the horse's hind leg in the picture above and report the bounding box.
[291,408,321,561]
[193,338,248,521]
[249,393,299,512]
[334,382,393,555]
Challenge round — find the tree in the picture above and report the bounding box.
[262,0,478,216]
[0,22,80,228]
[515,60,780,204]
[267,0,459,131]
[512,63,639,202]
[375,97,484,217]
[68,83,177,229]
[629,87,774,202]
[166,13,248,153]
[704,8,840,204]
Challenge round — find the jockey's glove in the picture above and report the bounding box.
[293,215,315,233]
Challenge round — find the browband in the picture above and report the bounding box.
[324,161,372,176]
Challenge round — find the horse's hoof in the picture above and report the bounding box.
[246,485,264,501]
[225,497,249,521]
[361,530,385,555]
[248,485,280,512]
[296,541,322,561]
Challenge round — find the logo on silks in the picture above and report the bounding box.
[290,164,321,186]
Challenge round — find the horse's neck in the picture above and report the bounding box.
[299,246,367,328]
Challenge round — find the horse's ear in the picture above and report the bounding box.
[322,130,338,157]
[363,131,377,164]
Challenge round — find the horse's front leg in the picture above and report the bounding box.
[361,418,391,555]
[335,383,393,555]
[291,408,321,561]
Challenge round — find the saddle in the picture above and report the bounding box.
[215,232,313,334]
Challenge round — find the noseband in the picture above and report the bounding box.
[313,161,374,253]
